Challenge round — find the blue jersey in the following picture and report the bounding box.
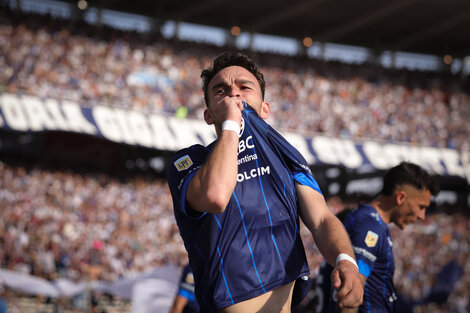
[168,103,321,312]
[344,204,396,313]
[176,264,199,313]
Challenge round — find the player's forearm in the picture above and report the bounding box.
[336,305,359,313]
[187,130,239,213]
[296,184,355,266]
[169,295,189,313]
[313,214,355,267]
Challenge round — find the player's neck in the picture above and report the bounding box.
[369,196,392,224]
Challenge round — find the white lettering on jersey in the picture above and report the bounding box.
[237,166,270,182]
[238,153,258,165]
[353,246,377,262]
[238,135,254,154]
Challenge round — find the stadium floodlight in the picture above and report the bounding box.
[303,37,313,48]
[230,26,241,37]
[443,54,453,65]
[77,0,88,10]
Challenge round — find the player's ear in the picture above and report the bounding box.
[259,101,271,119]
[395,190,407,205]
[204,108,215,125]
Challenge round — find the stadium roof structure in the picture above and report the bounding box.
[59,0,470,58]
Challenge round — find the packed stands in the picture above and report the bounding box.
[1,6,469,152]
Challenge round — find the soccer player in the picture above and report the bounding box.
[170,263,199,313]
[323,162,440,313]
[167,52,363,312]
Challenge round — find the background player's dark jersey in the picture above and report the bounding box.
[344,204,396,313]
[168,103,321,312]
[176,264,199,313]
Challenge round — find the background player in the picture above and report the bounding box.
[169,263,199,313]
[325,162,439,313]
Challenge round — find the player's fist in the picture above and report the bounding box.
[331,261,363,309]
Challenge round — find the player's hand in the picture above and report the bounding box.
[213,96,243,125]
[331,260,363,309]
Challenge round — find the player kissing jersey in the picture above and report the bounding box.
[168,102,321,312]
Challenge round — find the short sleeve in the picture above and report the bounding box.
[167,144,208,218]
[345,217,385,278]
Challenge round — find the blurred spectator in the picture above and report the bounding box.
[0,285,7,313]
[0,161,187,283]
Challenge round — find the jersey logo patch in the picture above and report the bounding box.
[365,230,379,247]
[239,117,245,137]
[185,272,195,284]
[174,155,193,171]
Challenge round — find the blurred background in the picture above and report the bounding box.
[0,0,469,312]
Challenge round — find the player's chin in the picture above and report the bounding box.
[397,222,406,230]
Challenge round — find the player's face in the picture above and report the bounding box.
[207,66,270,118]
[392,185,432,230]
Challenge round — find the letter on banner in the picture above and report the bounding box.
[62,100,97,134]
[21,95,57,131]
[167,118,206,150]
[128,111,153,148]
[362,141,392,170]
[92,105,123,143]
[441,148,465,178]
[313,136,363,168]
[461,151,470,184]
[44,98,70,131]
[149,115,211,151]
[283,132,316,165]
[112,108,136,145]
[0,93,29,131]
[149,115,178,151]
[415,146,445,175]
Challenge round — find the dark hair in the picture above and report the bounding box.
[381,162,440,196]
[201,52,266,107]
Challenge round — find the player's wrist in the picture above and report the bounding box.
[222,120,240,135]
[336,253,358,270]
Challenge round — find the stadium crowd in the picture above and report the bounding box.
[1,6,469,152]
[390,212,470,313]
[0,162,187,283]
[1,162,469,312]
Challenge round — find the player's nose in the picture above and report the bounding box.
[228,86,241,98]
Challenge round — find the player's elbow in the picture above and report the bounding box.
[203,189,230,214]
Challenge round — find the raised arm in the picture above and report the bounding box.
[186,97,243,214]
[296,183,363,309]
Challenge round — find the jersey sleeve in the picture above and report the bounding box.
[167,144,208,219]
[345,217,385,278]
[178,265,197,301]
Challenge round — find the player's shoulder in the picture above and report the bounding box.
[351,204,381,222]
[347,204,385,233]
[170,144,207,162]
[167,144,209,185]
